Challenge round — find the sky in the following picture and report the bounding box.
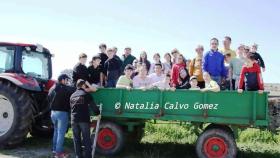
[0,0,279,83]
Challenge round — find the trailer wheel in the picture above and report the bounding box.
[205,124,234,138]
[94,121,124,156]
[196,128,237,158]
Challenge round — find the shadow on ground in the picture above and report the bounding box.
[0,137,279,158]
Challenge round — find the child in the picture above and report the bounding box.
[104,48,122,87]
[88,56,103,87]
[238,53,264,93]
[251,44,265,72]
[116,64,134,89]
[152,74,174,90]
[201,72,220,92]
[72,53,89,85]
[149,53,163,74]
[189,76,200,90]
[133,65,153,89]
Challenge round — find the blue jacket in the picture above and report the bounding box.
[203,50,227,77]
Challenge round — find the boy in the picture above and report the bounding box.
[104,48,122,87]
[201,72,220,92]
[238,53,264,93]
[116,64,134,89]
[230,45,246,90]
[72,53,89,85]
[148,63,165,84]
[88,56,103,87]
[98,43,108,86]
[251,44,265,72]
[189,76,200,90]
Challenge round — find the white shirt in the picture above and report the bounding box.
[152,81,171,89]
[148,73,165,84]
[133,75,153,88]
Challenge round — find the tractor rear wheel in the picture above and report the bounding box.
[196,128,237,158]
[0,81,33,148]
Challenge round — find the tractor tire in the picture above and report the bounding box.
[0,81,33,148]
[93,121,124,156]
[196,128,237,158]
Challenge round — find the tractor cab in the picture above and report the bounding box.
[0,42,55,147]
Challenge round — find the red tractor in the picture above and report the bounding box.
[0,42,55,147]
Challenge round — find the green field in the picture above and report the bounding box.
[1,121,280,158]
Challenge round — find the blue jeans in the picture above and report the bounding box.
[211,76,222,86]
[106,79,117,88]
[51,111,69,154]
[72,122,92,158]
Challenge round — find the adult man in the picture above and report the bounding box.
[48,74,75,158]
[121,47,136,72]
[220,36,236,58]
[70,79,100,158]
[203,38,227,85]
[72,53,89,85]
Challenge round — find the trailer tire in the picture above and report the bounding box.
[95,121,124,156]
[205,124,234,138]
[196,128,237,158]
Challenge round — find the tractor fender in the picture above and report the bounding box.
[0,73,41,91]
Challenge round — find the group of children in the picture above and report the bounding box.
[71,36,265,93]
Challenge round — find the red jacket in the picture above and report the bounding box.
[171,63,186,86]
[238,63,264,90]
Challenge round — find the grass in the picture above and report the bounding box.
[0,121,280,158]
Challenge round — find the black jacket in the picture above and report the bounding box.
[48,83,76,112]
[252,52,265,68]
[73,63,89,84]
[104,56,122,80]
[70,89,100,123]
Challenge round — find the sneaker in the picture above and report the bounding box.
[54,152,69,158]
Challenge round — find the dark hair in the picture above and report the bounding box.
[155,63,162,68]
[125,64,134,71]
[124,47,131,51]
[79,53,87,59]
[99,43,107,49]
[166,74,171,78]
[107,48,114,53]
[224,36,232,42]
[224,53,231,57]
[164,52,173,68]
[248,53,256,61]
[58,74,70,82]
[92,55,101,61]
[76,79,86,88]
[153,53,162,64]
[210,38,219,43]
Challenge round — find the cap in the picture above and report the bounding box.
[190,76,198,81]
[58,74,70,82]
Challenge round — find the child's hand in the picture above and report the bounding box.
[200,88,206,92]
[258,90,264,94]
[170,87,176,92]
[237,89,243,93]
[126,86,131,91]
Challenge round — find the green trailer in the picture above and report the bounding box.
[90,88,280,158]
